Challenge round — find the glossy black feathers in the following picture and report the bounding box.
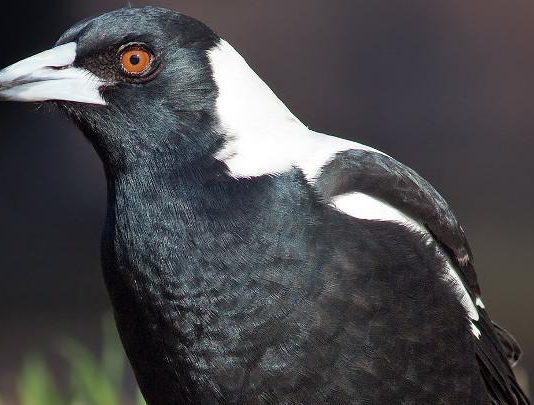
[317,149,528,404]
[37,6,529,404]
[102,165,489,403]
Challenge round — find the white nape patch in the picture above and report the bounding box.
[475,297,485,309]
[470,322,481,339]
[0,42,106,105]
[331,192,426,233]
[208,40,382,180]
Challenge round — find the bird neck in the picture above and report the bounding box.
[100,158,259,315]
[100,166,318,400]
[208,40,313,177]
[101,164,238,373]
[208,39,304,137]
[103,155,229,238]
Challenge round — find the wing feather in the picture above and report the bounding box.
[315,148,529,404]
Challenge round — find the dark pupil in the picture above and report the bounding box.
[129,54,140,65]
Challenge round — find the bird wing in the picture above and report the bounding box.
[314,148,529,404]
[474,309,529,404]
[315,149,478,293]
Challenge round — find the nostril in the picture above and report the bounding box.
[49,65,70,70]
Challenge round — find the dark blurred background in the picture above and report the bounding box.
[1,0,533,400]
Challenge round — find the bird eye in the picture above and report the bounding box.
[119,45,153,76]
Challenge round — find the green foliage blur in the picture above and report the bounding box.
[1,315,145,405]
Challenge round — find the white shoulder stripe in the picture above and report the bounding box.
[331,192,424,231]
[443,262,479,321]
[470,322,482,339]
[331,191,479,323]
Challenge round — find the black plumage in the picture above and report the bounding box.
[0,6,528,405]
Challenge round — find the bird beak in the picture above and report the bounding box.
[0,42,106,105]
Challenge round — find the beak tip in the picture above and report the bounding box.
[0,43,106,106]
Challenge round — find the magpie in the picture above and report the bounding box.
[0,6,529,405]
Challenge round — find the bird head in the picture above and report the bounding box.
[0,7,229,173]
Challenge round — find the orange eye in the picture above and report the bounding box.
[120,47,153,76]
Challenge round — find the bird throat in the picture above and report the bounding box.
[98,161,315,399]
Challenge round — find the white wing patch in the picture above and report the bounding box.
[332,191,480,333]
[442,262,479,321]
[471,323,482,340]
[332,192,424,232]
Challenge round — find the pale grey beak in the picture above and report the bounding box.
[0,42,106,105]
